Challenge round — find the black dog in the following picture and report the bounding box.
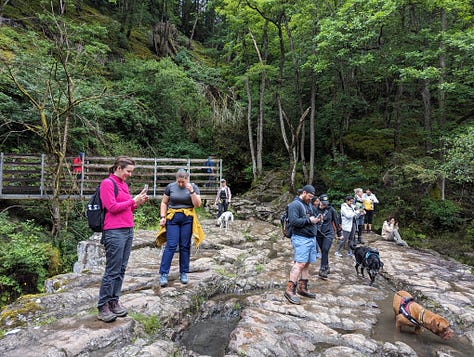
[354,246,384,286]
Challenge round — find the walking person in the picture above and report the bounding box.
[353,188,366,244]
[157,169,204,287]
[205,155,216,187]
[215,178,232,218]
[284,185,322,305]
[97,156,149,322]
[335,196,363,257]
[72,152,84,181]
[311,196,322,258]
[313,193,342,279]
[362,188,379,233]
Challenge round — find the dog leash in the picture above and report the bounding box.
[377,276,426,327]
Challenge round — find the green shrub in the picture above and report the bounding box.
[133,201,160,230]
[0,213,60,307]
[420,197,462,230]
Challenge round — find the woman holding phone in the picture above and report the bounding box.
[97,156,149,323]
[158,168,202,287]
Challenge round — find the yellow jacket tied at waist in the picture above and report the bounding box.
[155,208,205,248]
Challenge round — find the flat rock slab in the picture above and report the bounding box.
[1,221,473,356]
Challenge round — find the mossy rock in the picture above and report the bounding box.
[0,296,43,328]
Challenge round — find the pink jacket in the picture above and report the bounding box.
[100,174,137,230]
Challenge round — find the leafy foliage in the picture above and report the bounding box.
[420,197,463,230]
[0,213,61,306]
[441,126,474,183]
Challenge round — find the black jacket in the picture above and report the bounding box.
[312,204,341,239]
[288,198,316,238]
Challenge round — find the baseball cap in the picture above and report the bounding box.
[344,195,353,202]
[220,178,226,182]
[302,185,316,196]
[319,193,330,204]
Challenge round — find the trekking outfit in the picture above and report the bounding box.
[72,153,84,180]
[98,174,138,322]
[215,183,231,218]
[353,193,365,243]
[159,181,200,286]
[285,196,318,304]
[362,192,379,232]
[205,156,215,187]
[335,201,361,257]
[313,202,342,278]
[382,220,408,246]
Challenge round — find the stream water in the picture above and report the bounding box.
[179,287,472,356]
[179,315,239,356]
[372,290,473,356]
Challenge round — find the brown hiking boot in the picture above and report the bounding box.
[109,300,128,317]
[97,303,117,322]
[297,279,316,298]
[284,281,300,304]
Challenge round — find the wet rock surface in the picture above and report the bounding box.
[1,216,473,356]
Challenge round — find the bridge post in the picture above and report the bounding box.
[40,154,45,196]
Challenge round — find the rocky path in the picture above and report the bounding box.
[0,218,473,356]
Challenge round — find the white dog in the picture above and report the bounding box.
[216,211,234,231]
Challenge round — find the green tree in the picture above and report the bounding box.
[0,1,110,236]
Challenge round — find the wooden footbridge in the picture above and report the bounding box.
[0,154,222,200]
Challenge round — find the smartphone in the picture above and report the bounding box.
[141,184,149,194]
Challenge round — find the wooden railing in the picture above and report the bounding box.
[0,154,222,200]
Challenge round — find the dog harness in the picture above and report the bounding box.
[364,250,379,265]
[399,296,425,327]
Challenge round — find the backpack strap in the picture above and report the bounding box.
[108,177,118,197]
[103,178,119,217]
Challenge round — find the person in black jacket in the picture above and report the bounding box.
[313,193,342,279]
[284,185,322,305]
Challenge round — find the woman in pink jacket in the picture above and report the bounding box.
[97,156,148,323]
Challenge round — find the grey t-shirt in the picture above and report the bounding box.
[165,182,200,208]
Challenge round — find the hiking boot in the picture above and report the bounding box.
[297,279,316,298]
[109,300,127,317]
[319,268,328,279]
[159,273,168,287]
[334,251,342,257]
[97,303,117,323]
[180,272,188,284]
[284,281,300,304]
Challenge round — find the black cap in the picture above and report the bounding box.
[302,185,316,195]
[320,193,330,204]
[345,195,353,202]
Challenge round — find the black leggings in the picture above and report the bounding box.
[316,233,334,270]
[364,210,374,224]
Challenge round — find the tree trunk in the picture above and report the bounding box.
[187,2,200,49]
[284,18,307,182]
[421,79,432,153]
[152,22,178,57]
[394,83,403,153]
[309,71,316,184]
[245,78,257,180]
[438,7,447,200]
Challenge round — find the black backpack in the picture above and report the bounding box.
[280,204,292,239]
[86,178,118,232]
[280,200,306,239]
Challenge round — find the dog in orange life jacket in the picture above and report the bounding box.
[392,290,454,340]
